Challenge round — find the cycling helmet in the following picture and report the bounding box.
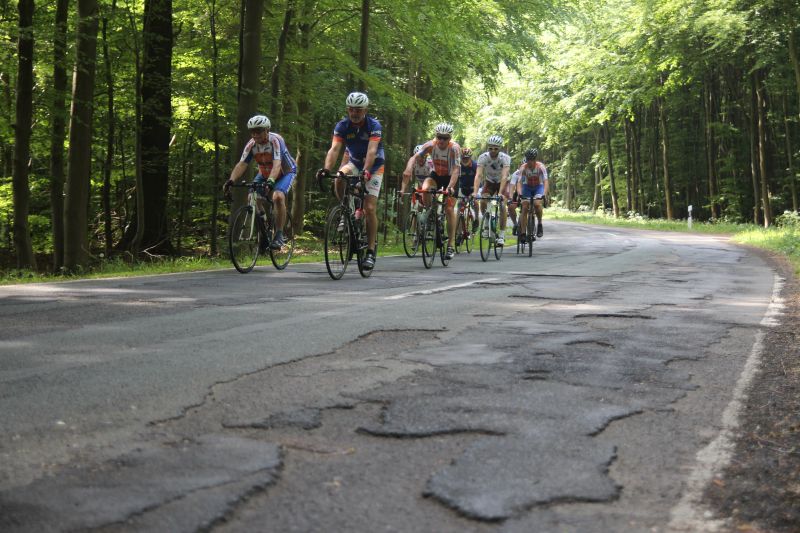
[413,144,424,155]
[434,123,454,136]
[345,91,369,108]
[487,134,503,146]
[524,148,538,161]
[247,115,270,130]
[461,148,472,157]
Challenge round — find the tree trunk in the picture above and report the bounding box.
[358,0,369,91]
[632,109,644,214]
[704,74,719,219]
[755,69,772,227]
[12,0,36,269]
[592,127,601,211]
[783,93,798,212]
[63,0,100,271]
[749,72,761,224]
[604,122,620,217]
[209,0,221,255]
[134,0,174,255]
[102,3,117,258]
[623,117,633,212]
[291,0,315,235]
[789,27,800,124]
[270,0,293,122]
[658,95,674,220]
[50,0,69,270]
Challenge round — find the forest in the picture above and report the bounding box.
[1,0,799,271]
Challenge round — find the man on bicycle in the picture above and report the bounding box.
[223,114,296,250]
[474,135,511,245]
[516,148,549,241]
[317,91,385,270]
[459,148,479,232]
[415,123,462,261]
[400,144,433,197]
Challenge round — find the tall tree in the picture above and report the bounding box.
[12,0,36,269]
[270,0,293,122]
[50,0,70,270]
[133,0,173,254]
[358,0,369,91]
[64,0,100,271]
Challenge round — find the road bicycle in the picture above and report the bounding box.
[400,189,425,258]
[420,187,452,269]
[227,181,294,273]
[454,195,476,254]
[477,195,504,262]
[514,195,537,257]
[318,170,374,280]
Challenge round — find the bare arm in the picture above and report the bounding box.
[323,140,344,172]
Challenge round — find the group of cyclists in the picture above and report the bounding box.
[223,91,550,272]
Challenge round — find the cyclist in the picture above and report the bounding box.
[459,148,479,232]
[316,91,385,270]
[474,135,511,245]
[516,148,549,241]
[400,144,433,197]
[223,114,297,250]
[505,167,522,235]
[415,123,462,260]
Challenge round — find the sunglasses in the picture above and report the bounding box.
[436,135,451,141]
[249,128,267,134]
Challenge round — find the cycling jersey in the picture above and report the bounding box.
[332,115,385,173]
[417,139,461,178]
[240,132,297,177]
[517,161,548,187]
[477,151,512,183]
[414,156,434,179]
[459,160,477,193]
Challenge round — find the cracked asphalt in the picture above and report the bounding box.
[0,221,782,532]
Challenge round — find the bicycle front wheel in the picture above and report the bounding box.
[355,220,374,278]
[479,216,491,262]
[270,213,294,270]
[324,205,351,280]
[454,215,466,254]
[421,212,436,269]
[465,211,474,253]
[528,211,536,257]
[438,217,450,267]
[403,210,419,258]
[229,205,260,273]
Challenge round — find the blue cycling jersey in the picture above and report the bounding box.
[332,115,385,173]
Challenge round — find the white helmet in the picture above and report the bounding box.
[413,144,424,154]
[345,92,369,108]
[247,115,270,130]
[434,123,454,136]
[487,134,503,146]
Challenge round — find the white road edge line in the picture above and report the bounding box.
[384,278,499,300]
[667,274,785,532]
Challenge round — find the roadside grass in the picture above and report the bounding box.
[549,208,800,275]
[2,210,797,284]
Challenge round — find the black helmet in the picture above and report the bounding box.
[524,148,538,161]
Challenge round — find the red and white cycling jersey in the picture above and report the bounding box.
[417,139,461,177]
[239,132,296,177]
[517,161,548,187]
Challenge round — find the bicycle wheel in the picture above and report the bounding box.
[438,216,450,267]
[527,211,536,257]
[403,210,419,258]
[355,219,374,278]
[479,214,491,262]
[324,205,351,280]
[494,235,503,260]
[421,211,436,269]
[229,205,260,273]
[465,211,474,253]
[269,212,294,270]
[454,214,466,254]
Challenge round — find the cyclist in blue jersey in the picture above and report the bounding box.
[224,114,297,249]
[459,148,479,232]
[316,92,385,270]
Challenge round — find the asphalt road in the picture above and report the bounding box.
[0,221,780,532]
